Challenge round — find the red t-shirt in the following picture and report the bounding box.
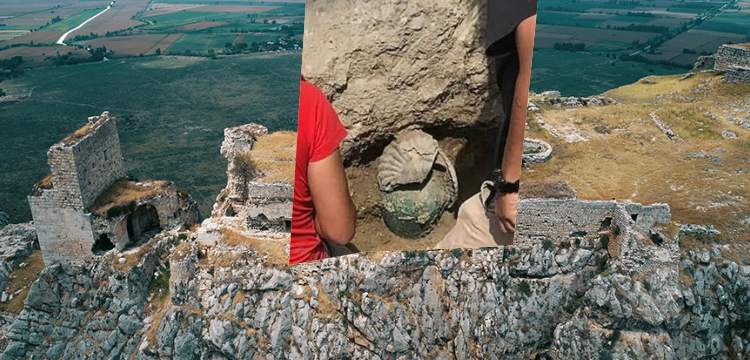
[290,77,348,265]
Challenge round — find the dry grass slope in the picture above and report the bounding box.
[90,179,173,217]
[0,251,45,314]
[219,227,288,265]
[525,72,750,261]
[243,131,296,184]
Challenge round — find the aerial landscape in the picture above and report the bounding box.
[0,0,748,358]
[0,0,304,223]
[1,0,749,224]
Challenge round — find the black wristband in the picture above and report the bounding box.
[489,169,520,194]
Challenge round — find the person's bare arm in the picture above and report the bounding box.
[494,15,537,234]
[308,149,356,246]
[501,15,536,183]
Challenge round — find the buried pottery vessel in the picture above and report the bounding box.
[377,130,457,238]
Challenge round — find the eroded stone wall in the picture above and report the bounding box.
[714,44,750,71]
[213,125,293,234]
[28,191,96,264]
[50,114,125,209]
[714,44,750,85]
[29,113,125,264]
[726,67,750,84]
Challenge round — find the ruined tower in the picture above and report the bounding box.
[28,112,125,264]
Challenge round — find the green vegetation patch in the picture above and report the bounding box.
[696,11,750,36]
[140,11,251,31]
[0,54,300,223]
[531,48,684,96]
[42,7,103,32]
[166,32,238,55]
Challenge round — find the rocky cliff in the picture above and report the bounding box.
[0,2,748,358]
[1,125,748,359]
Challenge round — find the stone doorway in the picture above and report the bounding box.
[126,204,161,246]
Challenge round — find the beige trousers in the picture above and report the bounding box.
[435,181,514,250]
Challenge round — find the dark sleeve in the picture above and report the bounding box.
[485,0,538,51]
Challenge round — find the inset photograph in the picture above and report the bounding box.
[292,0,540,261]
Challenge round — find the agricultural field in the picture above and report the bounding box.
[68,0,150,36]
[165,32,239,54]
[0,0,304,62]
[0,0,110,31]
[531,0,745,93]
[0,53,301,223]
[531,48,683,96]
[83,34,182,56]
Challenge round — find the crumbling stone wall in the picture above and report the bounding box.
[28,112,198,265]
[47,112,125,210]
[28,113,124,264]
[213,124,293,234]
[714,44,750,71]
[301,0,499,161]
[714,44,750,85]
[28,190,96,264]
[726,67,750,84]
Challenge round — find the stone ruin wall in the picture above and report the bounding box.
[28,114,125,264]
[27,193,95,265]
[3,123,748,359]
[714,44,750,84]
[213,124,293,234]
[714,44,750,70]
[726,67,750,84]
[5,195,749,359]
[47,114,125,210]
[301,0,499,161]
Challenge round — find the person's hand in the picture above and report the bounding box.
[494,192,519,233]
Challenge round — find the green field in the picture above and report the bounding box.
[167,33,238,54]
[0,54,301,223]
[42,7,103,31]
[140,11,249,31]
[697,11,750,35]
[531,48,685,96]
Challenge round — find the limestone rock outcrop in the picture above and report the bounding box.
[1,230,182,359]
[533,92,616,108]
[2,172,749,359]
[522,138,552,165]
[301,0,499,161]
[693,55,716,72]
[0,224,38,301]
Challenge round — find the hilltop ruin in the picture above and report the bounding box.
[0,0,748,359]
[27,112,199,265]
[2,124,748,359]
[714,43,750,84]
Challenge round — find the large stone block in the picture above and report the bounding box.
[301,0,500,161]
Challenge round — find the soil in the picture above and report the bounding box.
[346,163,457,252]
[346,130,505,252]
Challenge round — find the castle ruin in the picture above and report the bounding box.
[210,124,294,235]
[714,43,750,84]
[28,112,199,265]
